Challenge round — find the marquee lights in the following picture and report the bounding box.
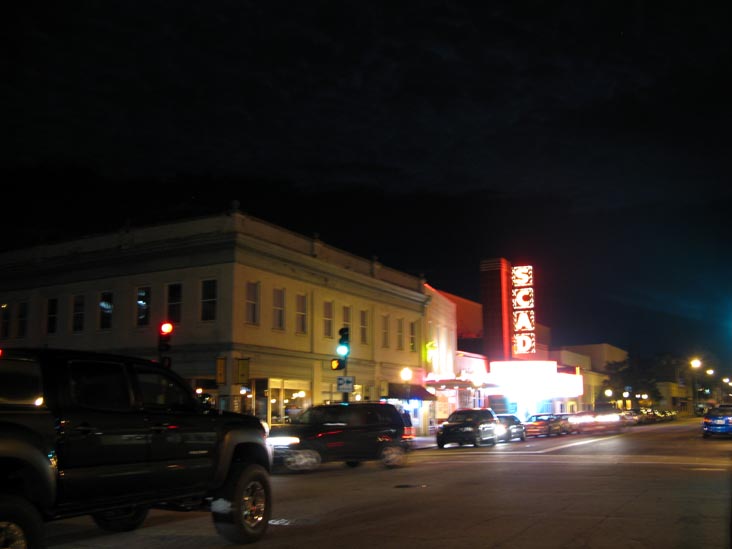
[511,265,536,354]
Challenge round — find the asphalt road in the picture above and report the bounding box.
[46,416,731,549]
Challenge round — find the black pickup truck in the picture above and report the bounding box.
[0,348,273,548]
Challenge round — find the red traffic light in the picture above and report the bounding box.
[158,322,173,353]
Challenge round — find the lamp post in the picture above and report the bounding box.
[706,368,715,407]
[691,358,702,415]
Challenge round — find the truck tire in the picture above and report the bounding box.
[0,494,46,549]
[91,505,149,532]
[212,464,271,544]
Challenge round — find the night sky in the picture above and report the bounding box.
[5,2,732,369]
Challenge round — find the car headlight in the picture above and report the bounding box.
[266,436,300,447]
[495,425,507,436]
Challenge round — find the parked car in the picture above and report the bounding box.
[496,414,526,442]
[267,401,410,471]
[524,413,563,437]
[436,408,499,448]
[632,407,658,424]
[702,404,732,438]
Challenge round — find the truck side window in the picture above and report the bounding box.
[135,368,194,412]
[69,360,132,411]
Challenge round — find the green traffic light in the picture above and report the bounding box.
[337,326,350,356]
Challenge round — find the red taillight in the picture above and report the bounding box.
[403,426,415,440]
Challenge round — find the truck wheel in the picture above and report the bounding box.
[0,495,45,549]
[91,505,149,532]
[212,464,271,544]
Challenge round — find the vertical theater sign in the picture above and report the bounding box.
[511,265,536,355]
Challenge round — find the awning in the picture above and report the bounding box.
[387,383,437,401]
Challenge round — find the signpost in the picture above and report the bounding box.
[337,376,355,393]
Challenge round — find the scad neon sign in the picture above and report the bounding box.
[511,265,536,354]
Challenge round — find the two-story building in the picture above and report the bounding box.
[0,210,449,433]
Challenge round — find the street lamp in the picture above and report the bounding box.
[691,358,702,415]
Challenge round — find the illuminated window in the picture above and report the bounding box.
[136,287,151,327]
[98,291,113,330]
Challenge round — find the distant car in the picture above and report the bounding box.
[436,408,499,448]
[620,410,640,425]
[573,409,625,434]
[267,402,410,471]
[524,413,563,437]
[702,405,732,438]
[496,414,526,442]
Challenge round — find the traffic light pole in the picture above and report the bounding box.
[336,326,350,403]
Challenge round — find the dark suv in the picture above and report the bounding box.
[436,408,498,448]
[267,401,410,471]
[0,347,273,547]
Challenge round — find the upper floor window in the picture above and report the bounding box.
[136,287,151,327]
[381,314,390,348]
[295,294,307,334]
[342,305,351,331]
[167,283,182,324]
[396,318,404,350]
[16,302,28,338]
[409,321,417,352]
[323,300,334,338]
[99,291,113,330]
[272,288,285,330]
[0,304,9,339]
[359,310,369,345]
[46,298,58,335]
[72,295,85,333]
[245,282,260,325]
[200,279,217,322]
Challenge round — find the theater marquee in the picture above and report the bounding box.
[511,265,536,354]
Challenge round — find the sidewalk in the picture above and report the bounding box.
[411,435,436,450]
